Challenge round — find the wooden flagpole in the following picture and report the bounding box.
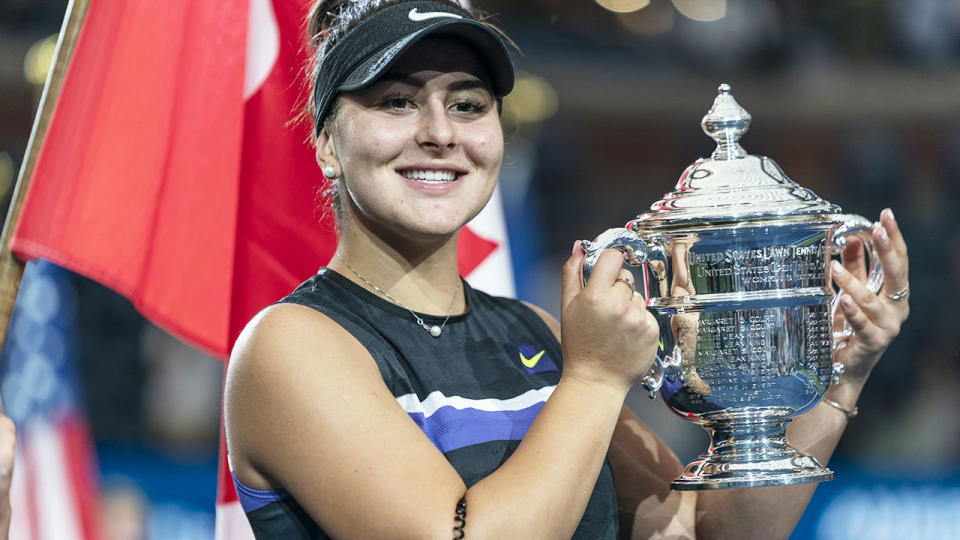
[0,0,91,353]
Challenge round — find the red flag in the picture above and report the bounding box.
[12,1,514,537]
[11,0,249,357]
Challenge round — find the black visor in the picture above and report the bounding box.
[313,1,515,135]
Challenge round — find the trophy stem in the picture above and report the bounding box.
[671,407,834,490]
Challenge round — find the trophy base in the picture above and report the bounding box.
[670,407,835,491]
[671,455,834,490]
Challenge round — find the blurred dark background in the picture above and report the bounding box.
[1,0,958,538]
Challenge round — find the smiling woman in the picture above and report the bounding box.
[317,37,505,239]
[222,1,910,539]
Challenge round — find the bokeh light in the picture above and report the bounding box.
[671,0,727,21]
[503,71,559,125]
[596,0,651,14]
[23,34,58,86]
[616,0,676,36]
[0,152,13,200]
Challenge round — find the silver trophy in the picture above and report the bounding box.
[582,84,883,490]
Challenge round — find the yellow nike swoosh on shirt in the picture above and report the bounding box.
[520,350,546,368]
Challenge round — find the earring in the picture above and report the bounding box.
[323,166,338,179]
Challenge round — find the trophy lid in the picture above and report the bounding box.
[633,84,840,230]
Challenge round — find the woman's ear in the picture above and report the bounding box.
[316,127,341,179]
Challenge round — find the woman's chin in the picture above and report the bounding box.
[394,203,484,236]
[400,219,470,241]
[355,212,467,244]
[348,196,490,244]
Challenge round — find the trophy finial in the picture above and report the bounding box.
[702,83,751,160]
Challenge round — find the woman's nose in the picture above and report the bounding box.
[415,102,455,151]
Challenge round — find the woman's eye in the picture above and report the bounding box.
[383,96,413,110]
[452,101,487,114]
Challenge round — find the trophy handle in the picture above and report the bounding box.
[580,228,673,398]
[580,227,651,284]
[828,214,885,361]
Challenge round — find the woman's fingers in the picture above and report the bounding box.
[585,249,627,291]
[561,241,586,312]
[562,247,629,311]
[0,403,15,488]
[874,208,910,305]
[881,208,908,257]
[831,260,886,329]
[611,267,633,291]
[836,294,872,334]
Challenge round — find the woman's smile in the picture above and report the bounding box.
[396,164,468,195]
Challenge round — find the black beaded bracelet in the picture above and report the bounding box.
[452,497,466,539]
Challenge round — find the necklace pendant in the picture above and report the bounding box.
[429,325,442,338]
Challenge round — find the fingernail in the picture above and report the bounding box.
[831,260,844,275]
[885,208,896,222]
[877,227,889,245]
[572,241,581,255]
[841,295,853,308]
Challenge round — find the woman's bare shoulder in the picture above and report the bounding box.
[232,302,355,356]
[226,301,380,401]
[223,303,383,484]
[228,303,369,380]
[222,303,466,535]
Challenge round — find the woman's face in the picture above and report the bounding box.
[318,37,504,241]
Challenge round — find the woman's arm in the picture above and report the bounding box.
[525,305,699,539]
[224,247,660,539]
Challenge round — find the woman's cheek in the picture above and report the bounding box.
[470,133,502,163]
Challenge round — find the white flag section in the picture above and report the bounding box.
[244,0,280,100]
[9,425,85,540]
[463,184,516,298]
[215,500,256,540]
[215,0,516,536]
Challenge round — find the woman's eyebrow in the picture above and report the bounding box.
[375,74,489,93]
[447,79,490,93]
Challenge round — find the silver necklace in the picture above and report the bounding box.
[335,253,461,338]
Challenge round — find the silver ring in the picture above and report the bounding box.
[615,277,636,294]
[886,284,909,302]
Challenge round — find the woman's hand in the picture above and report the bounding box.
[831,208,910,382]
[0,398,15,539]
[559,243,661,393]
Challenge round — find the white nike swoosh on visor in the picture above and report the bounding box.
[408,8,463,22]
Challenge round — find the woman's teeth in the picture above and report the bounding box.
[400,169,458,183]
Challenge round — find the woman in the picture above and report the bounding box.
[224,1,911,538]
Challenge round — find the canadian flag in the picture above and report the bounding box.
[11,0,512,537]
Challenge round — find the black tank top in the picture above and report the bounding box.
[234,268,619,538]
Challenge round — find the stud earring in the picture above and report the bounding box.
[323,166,338,179]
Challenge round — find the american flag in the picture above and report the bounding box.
[1,260,100,539]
